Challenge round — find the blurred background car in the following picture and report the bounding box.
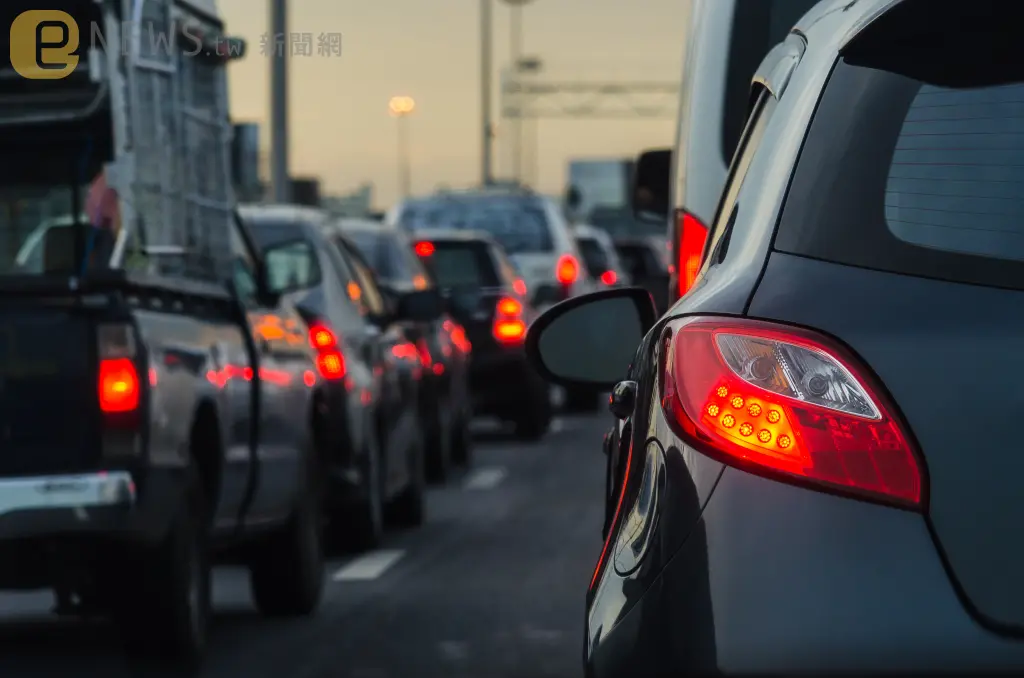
[573,224,630,289]
[333,218,471,482]
[389,187,591,311]
[241,204,429,550]
[613,235,671,315]
[655,0,822,306]
[411,228,553,440]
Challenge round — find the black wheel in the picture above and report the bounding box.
[111,466,211,672]
[249,460,325,617]
[513,377,553,441]
[341,427,385,551]
[451,411,473,467]
[425,401,453,484]
[564,387,601,412]
[389,430,426,527]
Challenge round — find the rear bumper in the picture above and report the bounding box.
[586,468,1024,675]
[0,469,179,543]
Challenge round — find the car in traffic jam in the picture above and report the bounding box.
[4,0,1020,675]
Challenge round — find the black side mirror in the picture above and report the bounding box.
[631,149,672,222]
[525,286,657,391]
[395,288,443,323]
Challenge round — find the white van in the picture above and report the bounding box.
[637,0,822,306]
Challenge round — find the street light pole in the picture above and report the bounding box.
[501,0,533,184]
[269,0,289,202]
[480,0,493,186]
[389,96,416,200]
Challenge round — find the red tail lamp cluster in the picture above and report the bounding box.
[493,296,525,344]
[661,317,922,507]
[308,323,346,380]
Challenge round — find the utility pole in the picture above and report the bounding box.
[500,0,533,183]
[270,0,290,202]
[480,0,493,186]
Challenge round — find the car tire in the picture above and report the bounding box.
[343,428,385,551]
[249,454,325,617]
[564,387,601,413]
[111,465,211,672]
[451,411,473,467]
[425,401,452,484]
[513,381,553,441]
[389,429,426,527]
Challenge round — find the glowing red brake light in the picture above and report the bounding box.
[307,323,346,380]
[493,296,526,344]
[600,270,617,286]
[555,254,578,285]
[414,241,434,257]
[512,278,527,296]
[677,210,708,297]
[99,357,140,413]
[661,317,922,507]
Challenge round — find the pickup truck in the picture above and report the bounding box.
[0,216,326,670]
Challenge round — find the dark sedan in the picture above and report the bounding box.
[412,229,552,440]
[334,220,472,482]
[241,205,435,550]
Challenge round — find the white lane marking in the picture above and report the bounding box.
[463,466,507,490]
[550,417,564,433]
[332,549,405,581]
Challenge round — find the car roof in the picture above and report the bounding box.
[238,203,328,226]
[412,228,498,246]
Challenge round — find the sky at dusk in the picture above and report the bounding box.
[219,0,688,208]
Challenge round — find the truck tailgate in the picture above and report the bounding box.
[0,308,100,477]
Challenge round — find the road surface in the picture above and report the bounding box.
[0,411,609,678]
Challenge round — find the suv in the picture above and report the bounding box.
[640,0,821,306]
[388,189,590,310]
[412,229,553,439]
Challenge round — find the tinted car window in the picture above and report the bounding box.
[577,237,610,275]
[427,241,501,288]
[345,230,386,273]
[721,0,819,161]
[775,57,1024,290]
[248,221,323,289]
[399,196,553,254]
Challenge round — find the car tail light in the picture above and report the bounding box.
[493,296,526,344]
[600,270,617,286]
[676,210,708,298]
[99,358,140,413]
[555,254,579,285]
[416,338,432,368]
[661,317,922,507]
[414,241,434,257]
[307,322,346,380]
[513,278,527,296]
[97,323,140,414]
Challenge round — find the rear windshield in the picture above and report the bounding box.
[424,241,500,288]
[398,196,553,254]
[577,237,610,275]
[775,31,1024,290]
[722,0,819,161]
[247,220,321,289]
[616,242,664,278]
[345,229,427,285]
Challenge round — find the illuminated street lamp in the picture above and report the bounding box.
[388,96,416,199]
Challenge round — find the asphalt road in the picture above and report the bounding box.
[0,411,609,678]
